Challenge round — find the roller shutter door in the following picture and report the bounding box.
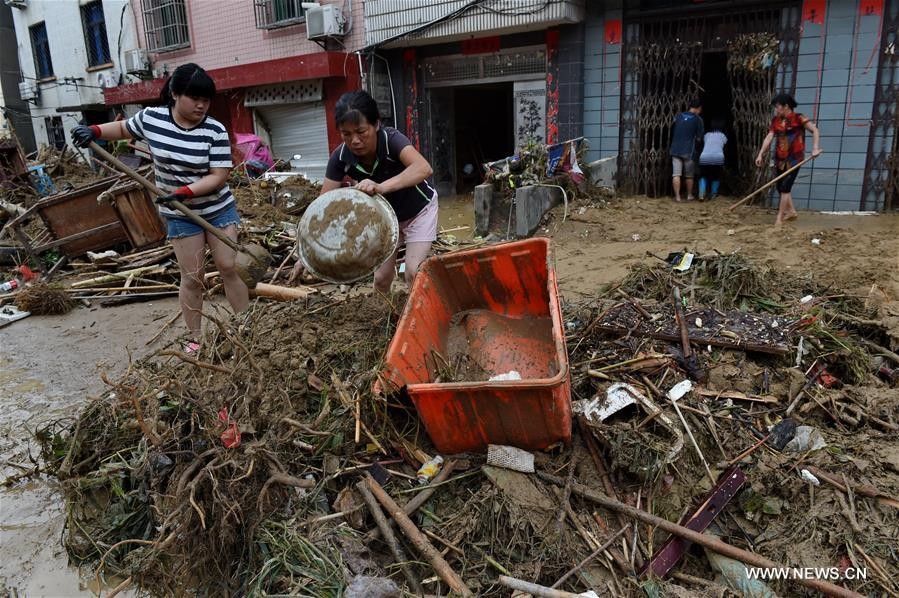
[255,102,330,182]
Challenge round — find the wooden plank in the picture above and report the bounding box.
[593,303,792,356]
[112,188,166,248]
[33,223,123,253]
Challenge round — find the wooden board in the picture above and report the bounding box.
[111,182,166,249]
[594,302,792,356]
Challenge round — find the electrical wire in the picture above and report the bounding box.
[361,0,483,51]
[478,0,551,16]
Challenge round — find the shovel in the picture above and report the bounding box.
[89,141,270,288]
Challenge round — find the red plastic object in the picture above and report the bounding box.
[382,238,572,453]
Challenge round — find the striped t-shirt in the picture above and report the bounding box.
[125,107,234,219]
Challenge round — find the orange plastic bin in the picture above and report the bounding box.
[382,238,572,454]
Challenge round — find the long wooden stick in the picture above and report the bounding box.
[364,459,457,543]
[364,475,473,597]
[356,481,423,594]
[538,472,864,598]
[729,155,815,210]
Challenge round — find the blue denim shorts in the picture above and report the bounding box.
[165,202,241,239]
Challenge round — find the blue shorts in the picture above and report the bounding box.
[165,202,241,239]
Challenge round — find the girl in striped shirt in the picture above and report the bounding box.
[71,64,247,351]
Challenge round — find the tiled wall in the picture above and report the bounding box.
[582,0,622,165]
[129,0,366,73]
[791,0,887,211]
[555,22,585,143]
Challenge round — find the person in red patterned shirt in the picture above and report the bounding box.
[755,93,822,226]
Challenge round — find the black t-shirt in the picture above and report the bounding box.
[324,126,435,222]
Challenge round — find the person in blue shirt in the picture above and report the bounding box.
[669,98,704,201]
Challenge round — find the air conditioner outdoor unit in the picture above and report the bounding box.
[306,4,343,40]
[124,48,150,75]
[18,81,36,101]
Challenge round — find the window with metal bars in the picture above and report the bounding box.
[45,116,65,150]
[30,22,53,79]
[141,0,190,53]
[254,0,305,29]
[81,1,111,67]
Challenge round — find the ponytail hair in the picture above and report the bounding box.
[158,63,216,105]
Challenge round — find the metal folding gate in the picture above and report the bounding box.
[618,2,801,197]
[862,0,899,211]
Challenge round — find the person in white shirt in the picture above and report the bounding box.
[698,119,727,200]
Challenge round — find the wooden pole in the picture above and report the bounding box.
[729,155,816,211]
[538,472,864,598]
[356,481,423,594]
[364,459,457,543]
[364,475,473,597]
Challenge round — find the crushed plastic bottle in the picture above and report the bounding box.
[416,455,444,485]
[0,279,20,293]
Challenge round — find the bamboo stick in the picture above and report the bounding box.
[730,155,816,210]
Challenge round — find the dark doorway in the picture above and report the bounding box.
[453,83,513,194]
[698,51,736,194]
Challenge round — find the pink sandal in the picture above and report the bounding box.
[182,341,201,356]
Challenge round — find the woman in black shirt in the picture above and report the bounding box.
[291,90,437,293]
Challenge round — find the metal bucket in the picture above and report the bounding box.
[298,188,399,284]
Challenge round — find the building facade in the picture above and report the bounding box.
[363,0,587,196]
[585,0,899,211]
[101,0,365,181]
[8,0,136,153]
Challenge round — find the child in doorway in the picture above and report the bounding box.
[698,118,727,200]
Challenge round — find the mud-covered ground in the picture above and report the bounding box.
[1,194,897,594]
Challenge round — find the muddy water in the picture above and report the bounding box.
[437,193,476,239]
[0,297,182,595]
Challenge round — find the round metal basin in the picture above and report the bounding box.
[298,188,399,284]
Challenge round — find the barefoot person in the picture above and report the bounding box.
[290,90,436,294]
[755,93,822,226]
[71,63,247,352]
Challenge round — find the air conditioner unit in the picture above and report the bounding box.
[306,4,343,40]
[18,81,37,101]
[124,48,150,75]
[3,0,28,9]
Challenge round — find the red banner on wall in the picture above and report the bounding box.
[859,0,883,17]
[802,0,825,24]
[604,19,622,45]
[462,36,500,55]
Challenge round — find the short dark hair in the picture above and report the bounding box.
[771,93,797,109]
[335,90,380,128]
[710,117,726,132]
[688,97,702,109]
[159,63,216,105]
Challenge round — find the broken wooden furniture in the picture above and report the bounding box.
[3,175,166,276]
[0,139,28,185]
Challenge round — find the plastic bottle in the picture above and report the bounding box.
[416,455,444,485]
[0,279,20,293]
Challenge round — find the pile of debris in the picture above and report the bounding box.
[29,251,897,597]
